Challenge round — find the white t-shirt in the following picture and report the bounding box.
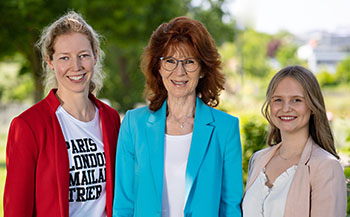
[161,133,192,217]
[242,165,297,217]
[56,106,106,217]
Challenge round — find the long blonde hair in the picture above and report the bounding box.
[36,11,105,94]
[261,65,339,159]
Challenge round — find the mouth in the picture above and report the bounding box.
[68,73,86,81]
[171,80,188,86]
[279,116,297,121]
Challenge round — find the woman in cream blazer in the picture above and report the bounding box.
[242,66,347,217]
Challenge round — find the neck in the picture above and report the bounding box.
[279,130,309,157]
[167,94,196,119]
[56,89,95,122]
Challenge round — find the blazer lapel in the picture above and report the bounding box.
[245,144,281,191]
[146,101,167,204]
[284,137,313,217]
[184,97,214,206]
[46,90,70,217]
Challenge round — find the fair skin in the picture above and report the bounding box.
[47,32,97,122]
[265,76,312,186]
[159,48,202,135]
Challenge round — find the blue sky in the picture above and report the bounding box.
[228,0,350,34]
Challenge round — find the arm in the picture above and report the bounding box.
[219,118,243,217]
[112,111,135,217]
[310,158,347,217]
[4,117,38,216]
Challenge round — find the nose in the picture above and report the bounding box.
[172,61,186,76]
[282,101,292,112]
[72,57,82,71]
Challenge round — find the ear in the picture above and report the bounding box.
[94,49,98,65]
[46,55,54,70]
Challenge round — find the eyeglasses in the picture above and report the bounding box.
[160,56,200,72]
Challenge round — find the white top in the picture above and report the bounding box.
[242,165,297,217]
[56,106,107,217]
[161,133,192,217]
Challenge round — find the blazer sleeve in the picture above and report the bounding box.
[310,157,347,217]
[4,117,38,217]
[113,111,135,217]
[219,118,243,217]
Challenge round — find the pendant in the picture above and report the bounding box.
[180,122,184,128]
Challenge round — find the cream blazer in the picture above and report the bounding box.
[243,137,347,217]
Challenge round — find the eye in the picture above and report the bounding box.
[166,58,176,64]
[59,56,69,61]
[294,98,302,102]
[80,54,90,58]
[273,98,282,102]
[185,59,195,64]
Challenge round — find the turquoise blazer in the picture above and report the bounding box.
[113,97,243,217]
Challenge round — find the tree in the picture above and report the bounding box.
[0,0,236,112]
[0,0,70,101]
[239,28,272,78]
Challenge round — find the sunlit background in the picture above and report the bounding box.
[0,0,349,215]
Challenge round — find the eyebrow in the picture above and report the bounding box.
[271,95,305,98]
[56,50,91,55]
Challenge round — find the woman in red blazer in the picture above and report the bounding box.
[4,11,120,217]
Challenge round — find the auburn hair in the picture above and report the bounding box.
[141,16,225,111]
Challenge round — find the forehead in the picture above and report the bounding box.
[53,32,92,53]
[273,76,305,96]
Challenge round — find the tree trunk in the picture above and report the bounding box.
[118,55,130,87]
[29,44,44,102]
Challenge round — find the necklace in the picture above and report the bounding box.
[278,148,301,161]
[172,114,193,128]
[278,149,289,160]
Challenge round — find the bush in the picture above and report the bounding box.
[316,69,338,87]
[240,114,268,185]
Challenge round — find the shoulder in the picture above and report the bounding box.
[209,107,239,127]
[309,144,344,177]
[16,96,53,124]
[95,98,120,118]
[251,146,275,163]
[124,105,152,121]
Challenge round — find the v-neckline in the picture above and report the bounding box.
[263,165,297,188]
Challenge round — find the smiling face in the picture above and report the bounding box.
[159,46,201,100]
[47,32,96,97]
[269,76,312,137]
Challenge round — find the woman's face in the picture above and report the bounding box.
[269,76,311,137]
[159,48,201,100]
[47,32,96,95]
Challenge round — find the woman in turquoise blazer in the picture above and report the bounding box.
[113,17,243,217]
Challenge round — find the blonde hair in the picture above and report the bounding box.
[261,65,339,159]
[36,11,105,94]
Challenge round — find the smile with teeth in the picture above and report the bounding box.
[171,80,188,85]
[68,73,85,81]
[279,116,296,120]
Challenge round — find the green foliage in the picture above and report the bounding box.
[275,42,303,67]
[316,69,338,87]
[335,56,350,84]
[0,0,235,112]
[240,114,268,185]
[237,29,272,78]
[189,0,235,46]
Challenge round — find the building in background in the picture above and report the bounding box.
[297,27,350,73]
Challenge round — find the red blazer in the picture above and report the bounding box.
[4,89,120,217]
